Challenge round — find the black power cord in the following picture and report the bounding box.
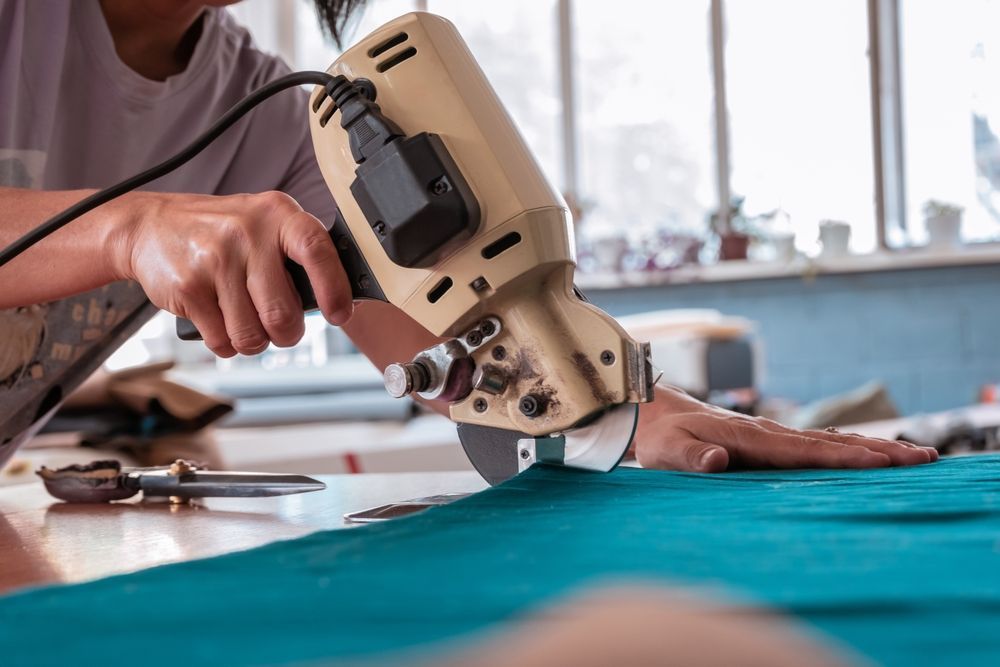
[0,70,337,269]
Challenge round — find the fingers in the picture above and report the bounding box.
[756,419,938,466]
[247,252,305,347]
[281,212,353,326]
[164,276,237,357]
[806,430,936,466]
[723,424,892,470]
[180,297,236,358]
[636,435,730,473]
[215,271,270,355]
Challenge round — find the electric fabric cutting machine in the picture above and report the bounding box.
[297,13,655,483]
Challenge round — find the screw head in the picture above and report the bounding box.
[430,177,450,195]
[519,448,531,460]
[466,330,483,347]
[600,350,616,366]
[519,394,543,418]
[373,221,386,237]
[479,320,496,336]
[473,397,488,413]
[492,345,507,361]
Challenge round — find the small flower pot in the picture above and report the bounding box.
[719,232,751,261]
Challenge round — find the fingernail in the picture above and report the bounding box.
[700,447,723,471]
[326,305,353,326]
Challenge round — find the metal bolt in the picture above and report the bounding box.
[519,448,531,460]
[472,365,507,396]
[358,275,371,291]
[335,235,350,251]
[383,362,429,398]
[479,320,496,336]
[383,364,413,398]
[471,277,489,292]
[473,398,488,413]
[492,345,507,361]
[430,177,450,195]
[519,394,543,418]
[466,330,483,347]
[600,350,616,366]
[373,221,386,237]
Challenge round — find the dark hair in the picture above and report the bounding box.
[313,0,368,48]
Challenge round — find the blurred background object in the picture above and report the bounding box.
[619,310,758,413]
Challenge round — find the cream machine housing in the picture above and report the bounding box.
[307,13,655,483]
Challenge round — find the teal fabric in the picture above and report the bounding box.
[1,455,999,666]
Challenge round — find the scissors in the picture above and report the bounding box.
[37,459,325,504]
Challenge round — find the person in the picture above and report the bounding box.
[0,0,936,473]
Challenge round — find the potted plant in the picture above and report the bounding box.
[710,196,755,261]
[923,200,964,249]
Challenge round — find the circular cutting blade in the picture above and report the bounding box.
[457,403,640,486]
[558,403,640,473]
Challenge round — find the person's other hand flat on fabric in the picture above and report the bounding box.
[634,384,938,472]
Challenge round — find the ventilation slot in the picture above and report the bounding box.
[481,232,522,259]
[427,277,453,303]
[368,32,409,58]
[376,47,418,73]
[310,89,326,113]
[318,100,338,128]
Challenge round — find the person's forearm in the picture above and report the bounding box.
[0,187,132,307]
[341,300,449,416]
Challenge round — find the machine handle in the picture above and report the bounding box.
[176,209,386,341]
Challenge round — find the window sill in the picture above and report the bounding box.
[575,244,1000,290]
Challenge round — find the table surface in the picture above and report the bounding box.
[0,471,487,596]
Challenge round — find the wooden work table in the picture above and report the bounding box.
[0,471,487,596]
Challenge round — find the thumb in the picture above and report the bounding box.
[637,436,730,473]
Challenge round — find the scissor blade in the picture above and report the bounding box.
[137,471,326,498]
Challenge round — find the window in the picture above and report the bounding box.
[573,0,716,243]
[900,0,1000,244]
[725,0,876,254]
[426,0,562,187]
[232,0,1000,263]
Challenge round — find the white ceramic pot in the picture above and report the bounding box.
[925,213,963,249]
[818,220,851,258]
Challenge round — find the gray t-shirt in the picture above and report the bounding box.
[0,0,337,465]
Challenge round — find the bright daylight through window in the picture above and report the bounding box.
[900,0,1000,245]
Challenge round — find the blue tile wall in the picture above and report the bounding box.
[586,264,1000,415]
